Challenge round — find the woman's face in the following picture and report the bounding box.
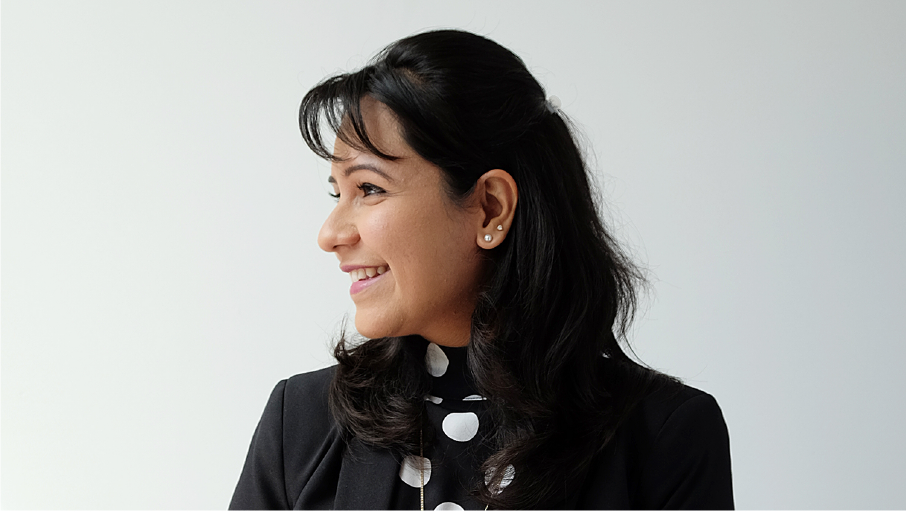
[317,99,484,347]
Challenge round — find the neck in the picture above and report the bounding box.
[420,319,472,347]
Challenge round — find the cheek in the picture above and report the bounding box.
[417,213,482,288]
[358,207,423,267]
[359,198,480,294]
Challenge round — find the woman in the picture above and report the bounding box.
[231,29,733,510]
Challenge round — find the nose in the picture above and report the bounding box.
[317,203,359,253]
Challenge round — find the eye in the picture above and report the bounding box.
[328,191,340,201]
[358,182,386,196]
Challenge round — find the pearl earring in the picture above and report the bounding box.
[496,225,503,231]
[484,234,492,242]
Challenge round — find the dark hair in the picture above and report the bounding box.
[299,29,673,509]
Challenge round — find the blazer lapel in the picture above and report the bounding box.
[333,439,399,510]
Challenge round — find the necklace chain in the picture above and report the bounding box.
[419,429,425,511]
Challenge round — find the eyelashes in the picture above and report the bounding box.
[328,182,386,201]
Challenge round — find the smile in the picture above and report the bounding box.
[347,265,390,296]
[349,265,388,283]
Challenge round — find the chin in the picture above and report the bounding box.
[353,312,398,340]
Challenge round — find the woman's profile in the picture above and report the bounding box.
[230,29,733,510]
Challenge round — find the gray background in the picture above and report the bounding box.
[2,0,904,509]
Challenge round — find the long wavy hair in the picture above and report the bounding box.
[299,29,673,509]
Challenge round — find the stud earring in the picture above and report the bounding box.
[484,234,492,242]
[496,225,503,231]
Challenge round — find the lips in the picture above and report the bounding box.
[342,264,390,295]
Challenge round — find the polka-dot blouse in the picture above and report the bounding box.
[391,342,512,510]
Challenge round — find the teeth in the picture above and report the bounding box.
[348,266,388,282]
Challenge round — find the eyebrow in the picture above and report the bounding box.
[327,163,395,184]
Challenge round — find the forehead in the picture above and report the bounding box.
[329,101,449,192]
[332,97,413,161]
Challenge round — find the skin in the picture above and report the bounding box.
[317,98,518,347]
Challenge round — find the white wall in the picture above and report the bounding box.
[2,1,903,508]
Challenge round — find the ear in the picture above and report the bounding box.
[473,169,518,249]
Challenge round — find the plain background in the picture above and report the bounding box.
[1,0,904,509]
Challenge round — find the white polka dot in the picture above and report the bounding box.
[425,395,443,404]
[399,455,431,488]
[441,412,479,442]
[425,343,449,377]
[462,394,486,401]
[434,502,464,511]
[484,464,515,494]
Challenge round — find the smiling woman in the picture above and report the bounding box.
[230,29,733,510]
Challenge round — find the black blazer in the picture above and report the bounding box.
[230,367,734,509]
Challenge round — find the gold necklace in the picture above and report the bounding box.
[419,430,425,511]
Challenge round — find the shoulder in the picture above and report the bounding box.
[623,381,735,509]
[280,366,338,434]
[283,365,336,404]
[253,366,337,426]
[603,378,730,470]
[230,366,341,510]
[578,371,734,509]
[632,381,727,438]
[600,361,729,452]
